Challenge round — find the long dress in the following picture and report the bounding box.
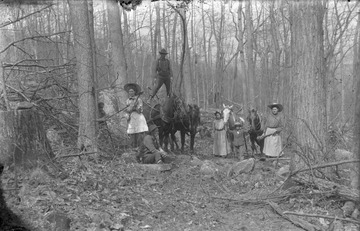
[213,119,230,157]
[263,113,283,157]
[126,97,148,134]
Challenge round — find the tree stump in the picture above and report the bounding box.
[0,108,54,167]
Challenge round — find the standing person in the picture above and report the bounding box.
[124,83,148,149]
[213,111,230,157]
[136,124,167,164]
[149,48,173,100]
[231,121,248,160]
[260,103,284,158]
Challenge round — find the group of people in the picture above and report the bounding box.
[98,48,173,164]
[213,103,284,160]
[99,47,285,163]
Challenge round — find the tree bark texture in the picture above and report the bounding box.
[0,109,54,166]
[353,13,360,190]
[106,0,129,134]
[68,0,97,151]
[290,1,327,171]
[245,1,255,107]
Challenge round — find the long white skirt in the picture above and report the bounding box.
[127,112,148,134]
[263,128,283,157]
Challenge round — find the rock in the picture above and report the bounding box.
[45,211,71,231]
[276,165,290,179]
[328,220,343,231]
[334,149,354,161]
[46,127,63,146]
[343,223,359,231]
[227,158,255,177]
[137,163,172,172]
[189,157,203,166]
[200,160,218,175]
[341,201,355,217]
[351,208,359,219]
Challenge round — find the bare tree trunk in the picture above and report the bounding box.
[87,0,99,132]
[289,1,327,171]
[0,29,9,110]
[353,12,360,114]
[238,2,248,106]
[352,12,360,190]
[162,1,168,51]
[353,46,360,190]
[68,0,97,152]
[270,1,281,102]
[245,1,255,106]
[154,2,161,54]
[180,8,193,104]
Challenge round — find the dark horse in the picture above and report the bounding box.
[246,108,264,155]
[169,103,200,152]
[142,94,200,152]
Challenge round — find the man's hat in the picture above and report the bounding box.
[159,48,168,54]
[268,103,283,112]
[249,106,257,112]
[148,124,159,133]
[124,83,141,95]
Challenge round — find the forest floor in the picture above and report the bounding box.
[2,135,360,231]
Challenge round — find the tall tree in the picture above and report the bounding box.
[289,1,327,170]
[106,0,128,131]
[352,11,360,190]
[68,0,97,152]
[245,1,255,107]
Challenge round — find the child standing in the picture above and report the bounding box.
[231,121,247,160]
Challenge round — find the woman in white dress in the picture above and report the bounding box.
[124,83,148,149]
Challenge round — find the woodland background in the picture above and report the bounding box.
[0,0,359,230]
[0,0,359,175]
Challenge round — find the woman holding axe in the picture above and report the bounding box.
[258,103,284,158]
[124,83,148,149]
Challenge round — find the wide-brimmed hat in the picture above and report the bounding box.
[268,103,283,112]
[124,83,141,95]
[159,48,168,54]
[214,111,222,116]
[148,124,159,133]
[234,121,243,127]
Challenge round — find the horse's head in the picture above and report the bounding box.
[222,104,233,123]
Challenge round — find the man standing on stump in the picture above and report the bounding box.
[149,48,173,100]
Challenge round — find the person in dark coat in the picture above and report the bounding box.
[136,124,167,164]
[149,48,173,100]
[230,121,248,160]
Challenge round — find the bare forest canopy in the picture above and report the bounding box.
[0,0,359,153]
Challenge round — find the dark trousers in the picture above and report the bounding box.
[142,151,162,164]
[129,132,145,149]
[234,145,245,161]
[151,76,171,98]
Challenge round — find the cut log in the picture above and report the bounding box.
[0,108,54,167]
